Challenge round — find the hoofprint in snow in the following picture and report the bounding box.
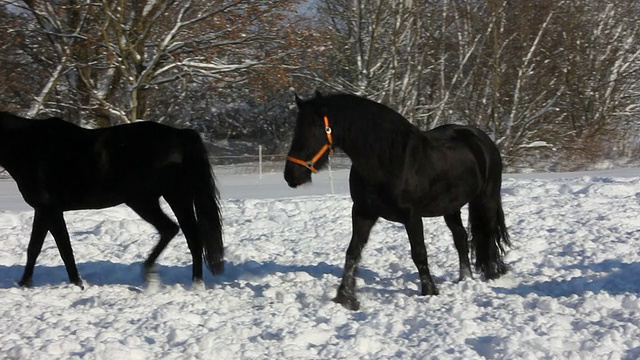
[0,168,639,359]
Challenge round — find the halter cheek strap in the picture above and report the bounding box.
[287,115,334,173]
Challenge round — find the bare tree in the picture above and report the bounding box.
[3,0,306,125]
[447,1,564,164]
[312,0,640,169]
[3,0,639,166]
[553,1,640,164]
[0,4,39,112]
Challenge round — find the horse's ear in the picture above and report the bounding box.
[315,90,323,98]
[294,92,302,107]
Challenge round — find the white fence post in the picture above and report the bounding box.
[259,145,263,179]
[328,155,335,194]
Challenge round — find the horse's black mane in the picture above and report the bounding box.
[310,93,417,134]
[302,93,422,180]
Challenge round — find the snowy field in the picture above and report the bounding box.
[1,167,640,359]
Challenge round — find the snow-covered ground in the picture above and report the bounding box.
[1,167,639,359]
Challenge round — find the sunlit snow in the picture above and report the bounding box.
[1,167,639,359]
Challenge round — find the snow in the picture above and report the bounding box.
[1,167,640,359]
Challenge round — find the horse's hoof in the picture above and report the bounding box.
[333,294,361,311]
[145,270,160,284]
[192,280,205,291]
[143,264,158,281]
[68,274,85,289]
[17,278,32,287]
[484,272,499,280]
[484,263,509,280]
[458,267,473,282]
[497,262,509,275]
[421,285,439,296]
[145,276,161,293]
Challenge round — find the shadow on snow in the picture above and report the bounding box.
[0,258,443,301]
[495,259,640,297]
[0,260,375,290]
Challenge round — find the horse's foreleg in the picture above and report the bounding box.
[444,212,473,281]
[47,211,83,289]
[18,211,49,287]
[333,204,378,311]
[405,213,439,296]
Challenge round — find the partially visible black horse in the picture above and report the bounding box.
[284,92,510,310]
[0,111,224,288]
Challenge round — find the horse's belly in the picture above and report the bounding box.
[54,191,125,211]
[415,187,475,217]
[36,180,128,210]
[68,197,124,210]
[418,200,469,217]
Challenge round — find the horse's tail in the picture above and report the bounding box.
[467,128,511,280]
[182,129,224,275]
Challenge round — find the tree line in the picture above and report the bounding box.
[1,0,639,171]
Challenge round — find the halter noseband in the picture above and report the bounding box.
[287,115,334,173]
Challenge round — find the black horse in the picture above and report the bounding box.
[284,92,510,310]
[0,111,224,288]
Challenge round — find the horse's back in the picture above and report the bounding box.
[425,124,503,194]
[94,122,184,162]
[71,122,204,208]
[389,124,502,215]
[425,124,502,172]
[1,118,205,210]
[414,124,492,177]
[426,124,494,147]
[91,122,202,191]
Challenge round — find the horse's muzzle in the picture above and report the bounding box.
[286,177,312,189]
[284,162,312,188]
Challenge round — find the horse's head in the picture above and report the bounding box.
[284,91,333,188]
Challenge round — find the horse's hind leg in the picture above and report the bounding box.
[334,203,378,311]
[47,211,83,288]
[444,211,473,281]
[127,199,179,281]
[18,211,49,287]
[469,197,510,280]
[164,194,204,284]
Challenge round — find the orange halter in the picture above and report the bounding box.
[287,115,334,173]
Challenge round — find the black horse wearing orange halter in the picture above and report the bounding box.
[284,91,510,310]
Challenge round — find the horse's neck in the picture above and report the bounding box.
[335,119,409,180]
[0,116,42,167]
